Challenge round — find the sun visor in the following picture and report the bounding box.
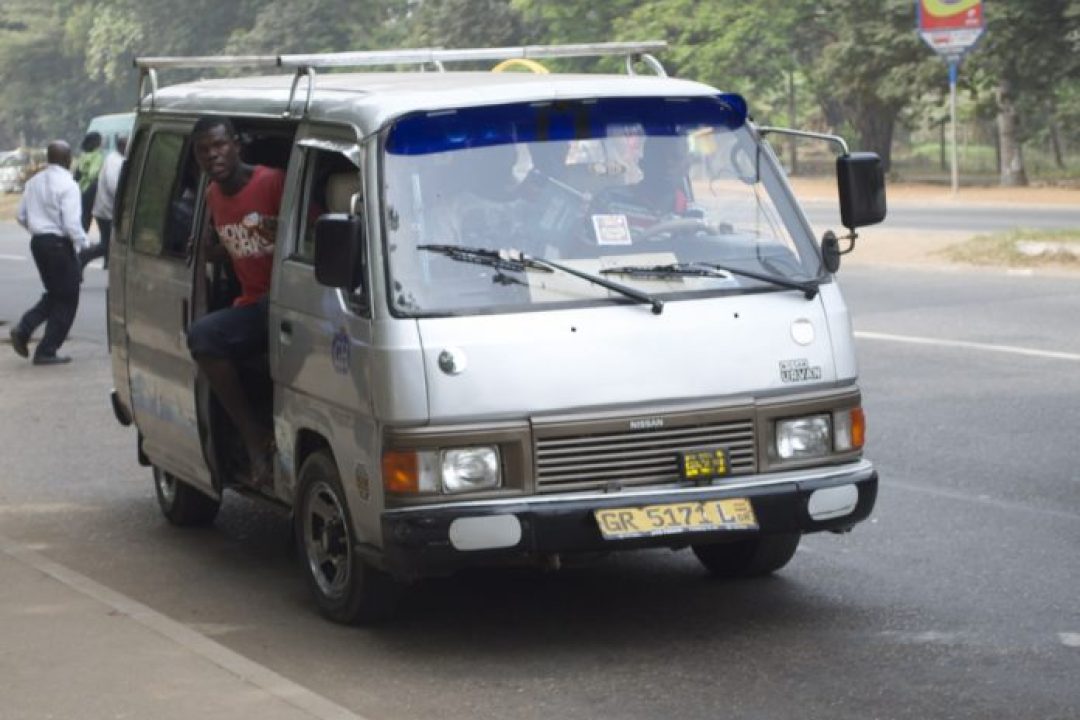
[385,94,748,156]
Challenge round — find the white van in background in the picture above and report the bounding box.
[84,111,135,151]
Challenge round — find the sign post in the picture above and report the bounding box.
[917,0,986,194]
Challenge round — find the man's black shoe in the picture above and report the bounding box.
[32,354,72,366]
[9,329,29,358]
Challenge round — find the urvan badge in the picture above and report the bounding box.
[779,358,822,383]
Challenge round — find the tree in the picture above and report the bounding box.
[799,0,938,171]
[972,0,1080,185]
[226,0,389,55]
[407,0,526,53]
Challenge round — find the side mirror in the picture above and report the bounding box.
[836,152,886,229]
[314,213,365,290]
[821,231,842,274]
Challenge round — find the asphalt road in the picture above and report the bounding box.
[1,220,1078,720]
[803,198,1080,232]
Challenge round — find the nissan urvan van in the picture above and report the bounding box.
[109,42,885,623]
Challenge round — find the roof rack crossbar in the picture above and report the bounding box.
[133,41,669,114]
[134,41,666,73]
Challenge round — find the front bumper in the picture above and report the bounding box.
[377,459,877,579]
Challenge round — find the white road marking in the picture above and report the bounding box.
[0,534,371,720]
[1059,633,1080,648]
[855,331,1080,362]
[0,253,26,261]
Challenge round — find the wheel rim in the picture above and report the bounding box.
[302,479,352,600]
[155,470,177,507]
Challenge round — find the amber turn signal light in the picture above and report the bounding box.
[382,451,419,494]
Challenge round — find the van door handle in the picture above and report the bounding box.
[181,299,189,333]
[279,320,293,346]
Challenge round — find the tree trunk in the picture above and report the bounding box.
[856,107,896,173]
[1046,99,1065,170]
[996,79,1028,187]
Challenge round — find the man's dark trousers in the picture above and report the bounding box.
[16,234,81,358]
[78,216,111,269]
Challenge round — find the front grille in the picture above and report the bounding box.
[534,419,756,492]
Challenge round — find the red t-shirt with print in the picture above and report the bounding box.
[207,165,286,307]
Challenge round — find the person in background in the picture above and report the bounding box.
[79,135,127,271]
[8,141,88,366]
[72,131,104,232]
[186,116,285,488]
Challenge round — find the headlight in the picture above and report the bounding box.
[442,446,501,493]
[384,446,502,494]
[776,415,831,460]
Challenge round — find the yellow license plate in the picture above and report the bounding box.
[594,498,758,540]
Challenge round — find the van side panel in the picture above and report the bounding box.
[818,281,859,382]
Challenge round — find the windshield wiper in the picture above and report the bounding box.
[417,244,554,273]
[601,261,819,300]
[418,244,664,315]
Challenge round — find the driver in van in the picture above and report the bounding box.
[589,135,695,238]
[186,115,285,488]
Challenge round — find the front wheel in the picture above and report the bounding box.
[295,450,398,624]
[692,533,801,578]
[153,467,221,527]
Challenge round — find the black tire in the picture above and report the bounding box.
[294,450,398,624]
[692,533,801,578]
[153,467,221,527]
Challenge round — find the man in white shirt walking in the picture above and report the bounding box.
[9,141,88,365]
[78,135,126,271]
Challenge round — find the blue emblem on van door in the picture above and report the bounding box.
[331,328,351,374]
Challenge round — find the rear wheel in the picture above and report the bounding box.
[295,450,398,624]
[153,467,221,527]
[692,533,801,578]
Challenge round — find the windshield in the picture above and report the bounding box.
[382,96,820,316]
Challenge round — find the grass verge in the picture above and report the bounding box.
[939,228,1080,268]
[0,194,19,221]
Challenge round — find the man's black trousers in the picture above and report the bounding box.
[16,234,81,358]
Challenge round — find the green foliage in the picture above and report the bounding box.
[0,0,1075,183]
[409,0,526,50]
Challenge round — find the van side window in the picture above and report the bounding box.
[296,148,360,263]
[131,132,188,256]
[115,128,148,245]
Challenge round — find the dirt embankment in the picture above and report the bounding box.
[788,178,1080,275]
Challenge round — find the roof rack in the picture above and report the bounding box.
[134,41,669,117]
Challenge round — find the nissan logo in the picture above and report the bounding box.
[629,417,665,431]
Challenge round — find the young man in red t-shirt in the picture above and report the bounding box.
[187,116,285,488]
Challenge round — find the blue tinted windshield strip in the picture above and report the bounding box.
[385,94,747,156]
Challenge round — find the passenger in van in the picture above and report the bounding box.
[628,136,694,215]
[430,143,524,245]
[186,115,285,487]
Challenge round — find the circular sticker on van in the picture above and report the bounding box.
[331,328,350,374]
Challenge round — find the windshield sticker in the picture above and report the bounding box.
[592,214,633,245]
[780,358,822,383]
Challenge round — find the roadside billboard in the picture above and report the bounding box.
[917,0,985,57]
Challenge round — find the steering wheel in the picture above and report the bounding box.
[639,217,712,242]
